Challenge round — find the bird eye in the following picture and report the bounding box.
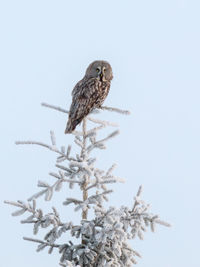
[96,68,99,72]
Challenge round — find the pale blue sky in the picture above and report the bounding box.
[1,0,200,266]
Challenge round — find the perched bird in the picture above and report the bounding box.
[65,60,113,134]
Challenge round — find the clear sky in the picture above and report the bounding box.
[1,0,200,266]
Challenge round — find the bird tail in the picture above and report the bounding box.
[65,119,75,134]
[65,117,82,134]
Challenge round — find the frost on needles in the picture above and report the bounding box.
[5,103,170,267]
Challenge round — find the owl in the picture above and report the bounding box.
[65,60,113,134]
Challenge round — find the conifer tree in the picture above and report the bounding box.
[5,102,170,267]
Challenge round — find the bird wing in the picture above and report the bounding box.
[71,79,84,96]
[69,78,100,122]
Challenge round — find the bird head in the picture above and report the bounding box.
[85,60,113,82]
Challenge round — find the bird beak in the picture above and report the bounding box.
[101,72,106,81]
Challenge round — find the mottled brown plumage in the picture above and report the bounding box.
[65,60,113,134]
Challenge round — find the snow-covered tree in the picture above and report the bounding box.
[5,102,170,267]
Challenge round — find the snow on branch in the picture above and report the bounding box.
[41,102,130,116]
[5,102,170,267]
[100,105,131,115]
[41,102,69,114]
